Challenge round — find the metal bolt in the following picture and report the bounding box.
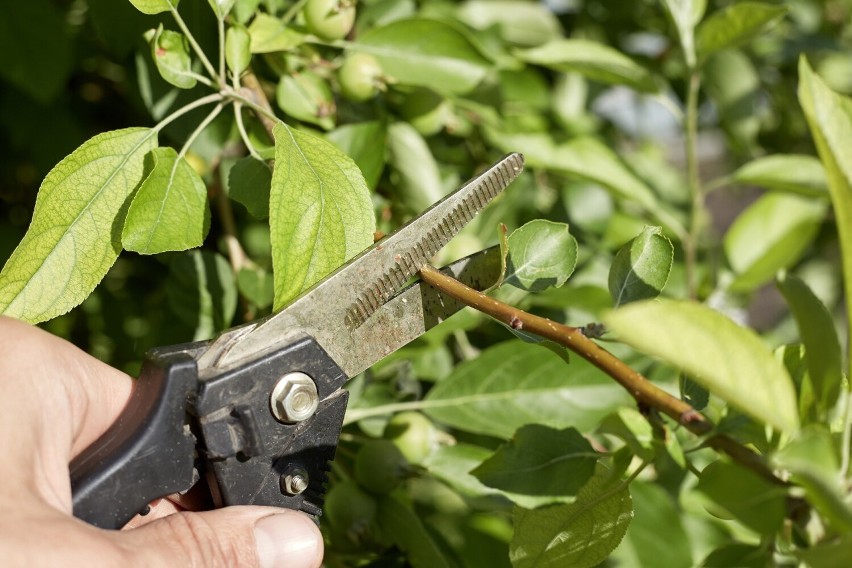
[280,467,309,496]
[270,372,319,423]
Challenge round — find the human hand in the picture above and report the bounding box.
[0,317,324,567]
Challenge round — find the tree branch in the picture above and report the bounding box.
[418,264,784,485]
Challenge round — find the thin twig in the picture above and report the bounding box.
[417,264,785,485]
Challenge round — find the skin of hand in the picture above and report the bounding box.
[0,317,324,568]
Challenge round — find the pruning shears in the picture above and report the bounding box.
[70,152,525,530]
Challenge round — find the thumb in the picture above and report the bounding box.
[117,507,323,568]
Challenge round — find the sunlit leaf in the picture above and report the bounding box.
[423,342,630,439]
[504,220,577,292]
[696,2,787,61]
[386,121,444,212]
[472,425,598,508]
[608,226,673,307]
[129,0,178,14]
[798,58,852,380]
[515,39,658,93]
[207,0,235,18]
[225,23,251,75]
[776,272,843,416]
[354,18,491,94]
[457,0,562,47]
[122,147,209,254]
[723,192,825,292]
[660,0,705,68]
[270,124,375,308]
[604,299,799,433]
[731,154,828,197]
[0,128,157,322]
[151,25,197,89]
[510,465,633,568]
[276,71,335,130]
[247,13,305,53]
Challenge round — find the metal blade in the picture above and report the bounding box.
[199,153,523,375]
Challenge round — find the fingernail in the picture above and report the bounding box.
[255,512,322,568]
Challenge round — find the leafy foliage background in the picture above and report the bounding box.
[1,0,852,566]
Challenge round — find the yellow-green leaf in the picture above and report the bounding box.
[604,299,799,433]
[798,57,852,381]
[270,124,375,309]
[0,128,158,322]
[122,147,210,254]
[129,0,178,15]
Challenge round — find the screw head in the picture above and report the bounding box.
[281,467,310,496]
[270,372,319,423]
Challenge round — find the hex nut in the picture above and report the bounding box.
[280,467,310,496]
[270,372,319,423]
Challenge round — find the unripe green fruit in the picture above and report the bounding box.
[338,53,383,102]
[324,479,377,545]
[304,0,356,41]
[383,411,439,463]
[354,439,408,494]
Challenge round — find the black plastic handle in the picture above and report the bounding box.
[70,347,200,529]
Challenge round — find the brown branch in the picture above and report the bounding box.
[240,72,278,140]
[418,264,785,485]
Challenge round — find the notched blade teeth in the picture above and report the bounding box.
[344,153,524,330]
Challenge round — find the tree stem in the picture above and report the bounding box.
[417,264,784,485]
[684,71,703,299]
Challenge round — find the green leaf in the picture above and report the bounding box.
[276,71,335,130]
[794,535,852,568]
[798,58,852,381]
[773,426,852,532]
[208,0,235,18]
[696,2,787,62]
[610,482,693,568]
[608,226,673,307]
[166,250,237,341]
[151,26,197,89]
[471,425,598,508]
[129,0,178,14]
[701,544,771,567]
[695,460,786,534]
[122,147,210,254]
[326,121,387,191]
[247,13,305,53]
[552,138,658,210]
[423,443,502,499]
[0,128,157,323]
[270,124,375,309]
[0,0,73,103]
[604,299,799,433]
[225,24,251,75]
[723,192,826,292]
[423,341,631,439]
[354,18,491,94]
[237,266,273,309]
[457,0,562,47]
[660,0,705,68]
[731,155,828,197]
[504,220,578,292]
[703,49,761,153]
[776,273,843,415]
[376,495,452,568]
[228,157,272,219]
[515,39,658,93]
[599,407,655,461]
[510,465,633,568]
[386,122,445,212]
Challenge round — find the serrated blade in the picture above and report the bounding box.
[200,153,523,375]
